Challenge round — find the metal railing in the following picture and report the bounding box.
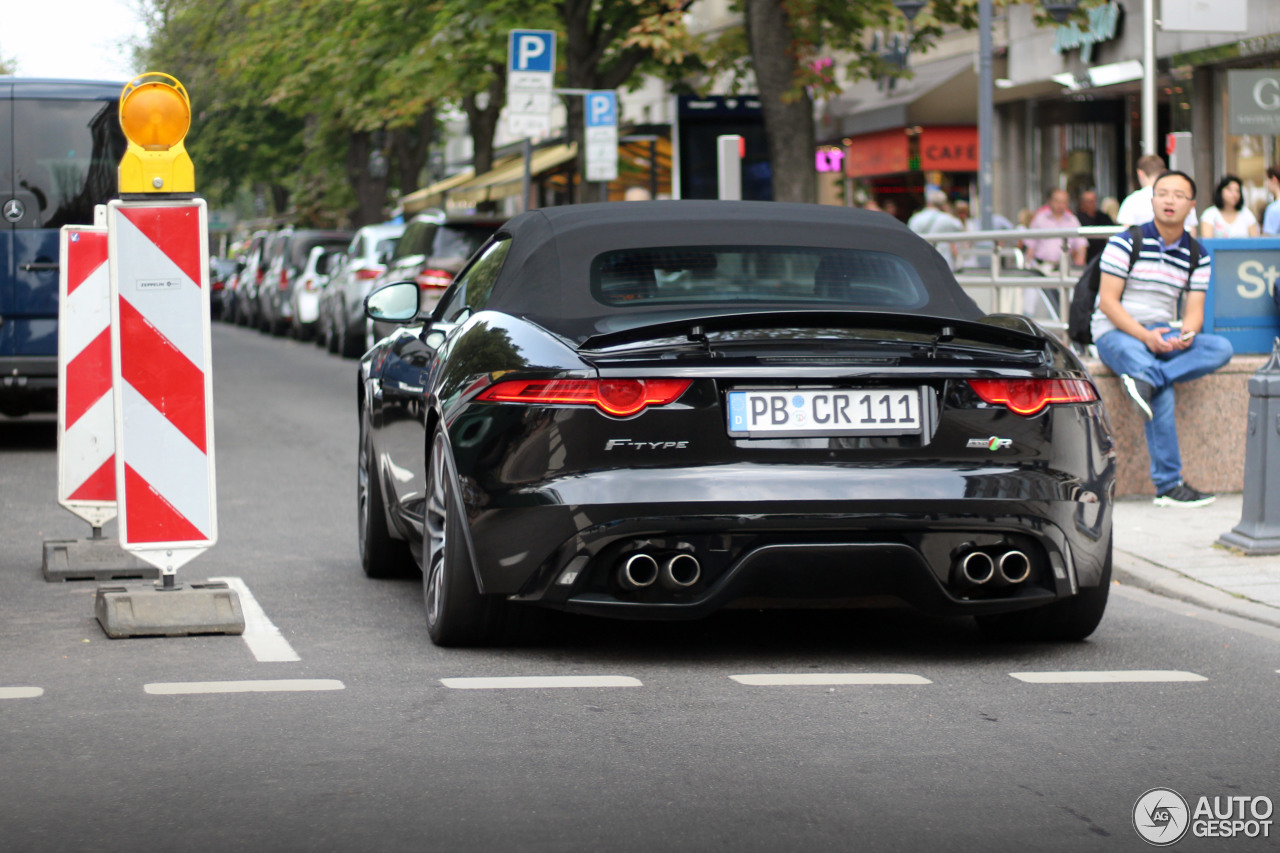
[920,225,1123,341]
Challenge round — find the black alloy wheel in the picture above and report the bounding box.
[423,426,509,646]
[357,409,415,579]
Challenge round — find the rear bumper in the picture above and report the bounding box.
[295,291,320,324]
[463,477,1111,619]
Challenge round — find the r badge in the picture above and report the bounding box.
[967,437,1013,451]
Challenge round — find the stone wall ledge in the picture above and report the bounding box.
[1080,355,1266,497]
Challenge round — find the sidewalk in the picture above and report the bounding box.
[1112,492,1280,629]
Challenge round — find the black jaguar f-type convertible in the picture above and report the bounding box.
[357,201,1115,646]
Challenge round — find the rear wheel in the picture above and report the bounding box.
[423,426,511,646]
[358,409,415,579]
[976,538,1111,641]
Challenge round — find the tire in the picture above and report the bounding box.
[327,316,341,354]
[358,409,415,579]
[976,538,1111,641]
[423,426,511,646]
[339,317,364,359]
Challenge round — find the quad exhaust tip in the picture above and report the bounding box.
[959,551,995,585]
[617,553,659,590]
[998,550,1031,584]
[617,550,702,591]
[661,553,701,589]
[955,548,1032,587]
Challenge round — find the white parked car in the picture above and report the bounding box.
[323,221,405,357]
[288,244,343,339]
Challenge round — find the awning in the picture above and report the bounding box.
[824,54,977,137]
[401,169,482,214]
[446,143,578,208]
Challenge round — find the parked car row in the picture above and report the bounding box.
[215,227,355,339]
[213,210,505,360]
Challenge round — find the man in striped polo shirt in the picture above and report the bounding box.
[1091,170,1233,507]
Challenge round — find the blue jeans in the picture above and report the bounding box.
[1094,326,1233,493]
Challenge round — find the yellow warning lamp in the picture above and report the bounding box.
[117,72,195,194]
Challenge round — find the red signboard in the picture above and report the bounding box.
[844,130,909,179]
[918,126,978,172]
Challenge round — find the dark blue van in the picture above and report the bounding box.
[1,79,126,416]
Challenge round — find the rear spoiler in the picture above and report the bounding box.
[579,311,1047,352]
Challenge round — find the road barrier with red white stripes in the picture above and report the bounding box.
[107,198,217,578]
[57,217,117,531]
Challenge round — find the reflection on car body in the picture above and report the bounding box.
[357,201,1116,647]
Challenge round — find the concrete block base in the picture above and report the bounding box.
[43,539,157,582]
[1216,529,1280,556]
[94,581,246,638]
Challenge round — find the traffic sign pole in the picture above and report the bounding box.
[585,90,619,199]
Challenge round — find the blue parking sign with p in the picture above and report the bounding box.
[586,91,617,128]
[509,30,555,73]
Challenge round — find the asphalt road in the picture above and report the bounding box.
[2,323,1279,852]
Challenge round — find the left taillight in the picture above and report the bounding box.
[967,378,1097,416]
[477,378,692,418]
[416,268,454,290]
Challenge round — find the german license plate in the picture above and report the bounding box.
[726,388,922,437]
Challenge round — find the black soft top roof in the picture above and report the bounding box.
[485,200,983,343]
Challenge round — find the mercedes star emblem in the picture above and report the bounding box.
[3,199,25,223]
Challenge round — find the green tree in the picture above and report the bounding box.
[559,0,699,202]
[139,0,307,216]
[728,0,978,203]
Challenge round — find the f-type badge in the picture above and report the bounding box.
[967,436,1013,451]
[2,199,25,223]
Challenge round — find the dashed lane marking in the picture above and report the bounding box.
[208,576,300,663]
[730,674,932,686]
[440,676,643,690]
[1010,670,1207,684]
[144,679,345,695]
[0,687,44,699]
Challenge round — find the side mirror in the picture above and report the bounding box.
[365,280,420,323]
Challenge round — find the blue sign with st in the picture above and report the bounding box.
[1203,238,1280,354]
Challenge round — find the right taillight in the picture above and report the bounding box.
[967,378,1097,417]
[356,268,381,280]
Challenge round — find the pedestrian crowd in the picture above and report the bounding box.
[876,157,1280,275]
[866,153,1280,510]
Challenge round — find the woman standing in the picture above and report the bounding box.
[1201,174,1260,238]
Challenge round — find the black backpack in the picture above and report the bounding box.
[1066,225,1200,347]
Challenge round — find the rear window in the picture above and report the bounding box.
[590,246,929,309]
[13,98,126,228]
[432,224,498,260]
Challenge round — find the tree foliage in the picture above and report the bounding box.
[137,0,1001,217]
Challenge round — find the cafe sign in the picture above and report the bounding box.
[1228,70,1280,135]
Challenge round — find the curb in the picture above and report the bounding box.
[1112,550,1280,630]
